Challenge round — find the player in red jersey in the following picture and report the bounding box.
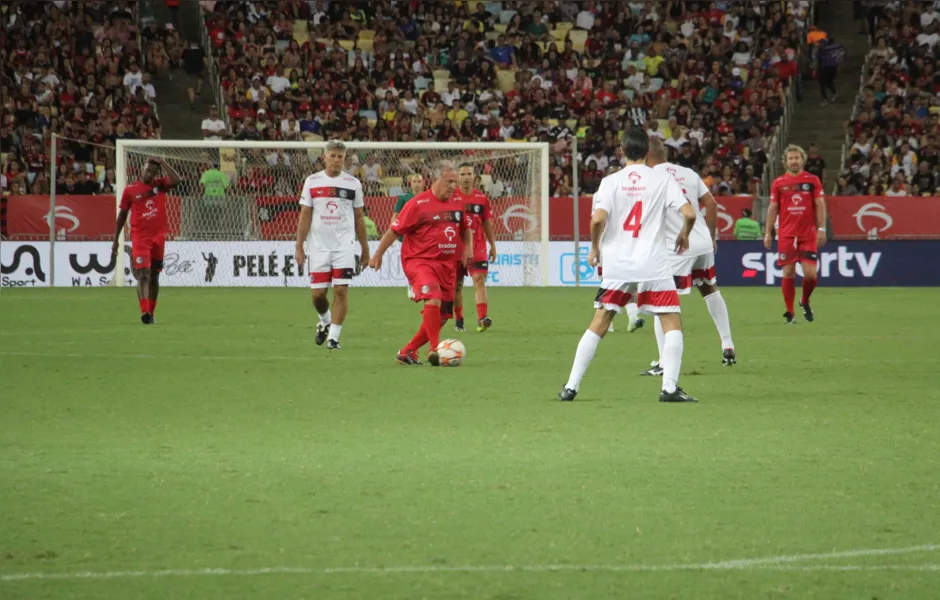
[452,162,497,333]
[111,158,181,324]
[765,145,827,324]
[370,162,472,366]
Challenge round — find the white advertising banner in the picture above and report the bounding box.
[2,241,603,288]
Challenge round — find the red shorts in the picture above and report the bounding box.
[131,235,166,270]
[404,259,456,318]
[457,258,489,279]
[776,235,818,266]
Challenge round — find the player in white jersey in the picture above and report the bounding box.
[559,128,698,403]
[593,185,645,335]
[639,139,736,375]
[295,140,370,349]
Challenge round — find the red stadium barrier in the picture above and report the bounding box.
[8,194,937,242]
[827,196,940,239]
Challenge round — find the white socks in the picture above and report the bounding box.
[703,291,734,350]
[654,315,665,365]
[328,323,342,343]
[318,308,332,326]
[565,330,602,392]
[661,330,683,393]
[626,302,639,324]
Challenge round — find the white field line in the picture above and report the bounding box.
[0,350,555,363]
[3,544,938,582]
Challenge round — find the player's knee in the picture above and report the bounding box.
[472,273,487,288]
[782,265,797,278]
[311,288,328,300]
[802,263,818,279]
[425,298,442,307]
[332,285,349,298]
[135,267,152,280]
[589,309,615,336]
[658,312,682,332]
[697,283,716,297]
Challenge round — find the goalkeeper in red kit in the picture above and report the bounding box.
[765,145,827,324]
[452,162,497,332]
[369,162,472,366]
[111,157,181,324]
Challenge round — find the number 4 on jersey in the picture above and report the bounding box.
[622,201,642,237]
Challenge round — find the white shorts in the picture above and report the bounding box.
[594,278,681,314]
[670,253,717,295]
[309,248,356,289]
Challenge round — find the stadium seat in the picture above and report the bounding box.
[493,23,507,33]
[498,9,516,24]
[434,78,451,91]
[567,29,587,51]
[356,38,373,52]
[338,40,354,51]
[358,29,375,40]
[555,22,574,33]
[432,69,450,80]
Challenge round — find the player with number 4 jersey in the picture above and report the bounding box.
[559,127,699,404]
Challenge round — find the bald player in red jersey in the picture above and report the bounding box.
[765,145,827,324]
[452,162,498,333]
[370,162,473,366]
[111,157,181,324]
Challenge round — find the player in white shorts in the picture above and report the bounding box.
[559,127,699,403]
[295,140,370,350]
[638,140,736,375]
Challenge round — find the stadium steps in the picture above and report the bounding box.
[152,72,210,140]
[786,1,869,192]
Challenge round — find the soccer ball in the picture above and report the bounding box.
[436,339,466,367]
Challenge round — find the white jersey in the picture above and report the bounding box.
[593,164,689,282]
[653,162,714,258]
[299,170,364,251]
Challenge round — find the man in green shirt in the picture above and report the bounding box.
[391,173,426,223]
[199,165,229,238]
[733,208,762,240]
[363,206,378,240]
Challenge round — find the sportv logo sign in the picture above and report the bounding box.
[741,246,881,284]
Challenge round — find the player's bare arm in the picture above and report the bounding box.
[675,202,696,253]
[111,208,130,256]
[353,206,370,272]
[588,207,608,267]
[461,227,473,267]
[370,228,399,270]
[152,157,181,188]
[700,192,718,252]
[764,201,779,250]
[483,219,497,262]
[814,194,827,248]
[295,204,313,269]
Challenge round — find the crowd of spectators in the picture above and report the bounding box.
[199,0,809,199]
[0,0,160,199]
[838,1,940,197]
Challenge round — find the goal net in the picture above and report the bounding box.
[114,140,549,288]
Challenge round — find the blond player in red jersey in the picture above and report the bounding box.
[111,158,181,324]
[452,162,497,333]
[765,145,827,324]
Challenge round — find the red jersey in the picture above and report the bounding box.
[770,171,824,238]
[391,189,470,263]
[452,187,492,260]
[120,177,171,239]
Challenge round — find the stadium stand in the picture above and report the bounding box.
[838,1,940,196]
[196,0,808,202]
[0,0,159,206]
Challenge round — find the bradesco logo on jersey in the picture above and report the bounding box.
[740,246,881,284]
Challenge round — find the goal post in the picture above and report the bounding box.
[114,140,551,288]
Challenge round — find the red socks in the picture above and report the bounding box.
[476,303,487,321]
[801,278,817,305]
[782,278,795,314]
[139,298,149,315]
[455,306,464,320]
[423,305,442,353]
[403,325,429,354]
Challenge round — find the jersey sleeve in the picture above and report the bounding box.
[119,188,132,211]
[813,175,825,201]
[664,176,689,212]
[592,176,615,215]
[155,176,171,191]
[353,180,364,209]
[299,179,313,208]
[391,199,417,236]
[482,195,493,221]
[694,174,710,203]
[769,179,780,205]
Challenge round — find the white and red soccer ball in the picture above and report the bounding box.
[436,339,466,367]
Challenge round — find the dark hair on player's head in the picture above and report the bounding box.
[457,161,474,171]
[621,126,649,161]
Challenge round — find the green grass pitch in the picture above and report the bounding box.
[2,286,939,599]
